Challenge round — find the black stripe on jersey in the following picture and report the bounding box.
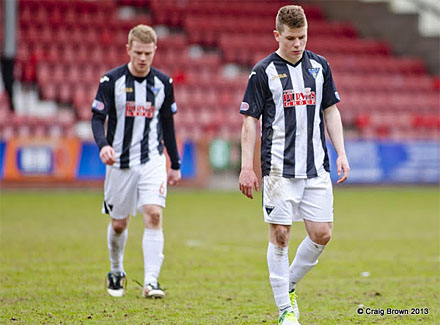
[107,97,117,147]
[274,61,296,177]
[120,74,135,168]
[319,111,330,172]
[140,75,155,164]
[261,91,277,177]
[302,62,317,177]
[157,117,164,156]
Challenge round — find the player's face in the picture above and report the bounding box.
[274,25,307,64]
[127,40,156,77]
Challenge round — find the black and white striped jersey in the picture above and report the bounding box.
[91,64,178,169]
[240,51,340,178]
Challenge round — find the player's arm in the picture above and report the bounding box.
[239,115,259,199]
[91,75,116,165]
[162,115,181,185]
[239,67,265,199]
[91,114,116,165]
[161,77,181,185]
[323,104,350,183]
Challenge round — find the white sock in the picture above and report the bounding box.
[267,242,293,314]
[107,222,127,274]
[289,236,325,290]
[143,228,164,286]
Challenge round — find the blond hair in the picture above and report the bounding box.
[128,24,157,46]
[276,5,307,33]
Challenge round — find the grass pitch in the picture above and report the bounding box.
[1,187,439,324]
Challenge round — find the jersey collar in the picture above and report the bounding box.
[274,52,304,68]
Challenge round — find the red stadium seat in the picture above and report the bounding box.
[15,0,439,140]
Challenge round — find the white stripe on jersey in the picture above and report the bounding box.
[129,78,148,168]
[266,62,285,175]
[113,75,127,167]
[310,59,326,174]
[289,63,308,177]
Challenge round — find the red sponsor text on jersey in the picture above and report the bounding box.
[125,101,155,118]
[283,89,316,107]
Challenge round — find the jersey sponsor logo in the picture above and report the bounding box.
[92,99,105,111]
[125,101,155,118]
[100,76,110,83]
[283,88,316,107]
[271,73,288,81]
[265,205,275,215]
[240,102,250,111]
[249,71,256,79]
[307,68,320,80]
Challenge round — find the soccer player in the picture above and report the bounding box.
[91,24,181,298]
[238,5,350,325]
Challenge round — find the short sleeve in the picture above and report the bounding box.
[321,60,340,109]
[161,77,177,119]
[91,75,114,116]
[240,67,268,119]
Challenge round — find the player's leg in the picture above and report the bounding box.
[263,175,302,324]
[289,221,331,286]
[108,216,130,274]
[137,156,167,298]
[103,166,138,297]
[268,224,301,325]
[106,216,129,297]
[289,172,333,294]
[141,204,165,298]
[268,224,293,314]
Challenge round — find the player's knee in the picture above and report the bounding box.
[112,218,128,234]
[145,210,162,228]
[311,229,332,245]
[149,212,161,227]
[274,227,290,247]
[142,205,163,229]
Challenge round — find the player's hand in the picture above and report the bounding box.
[99,145,116,165]
[239,168,259,199]
[167,168,181,186]
[336,155,350,184]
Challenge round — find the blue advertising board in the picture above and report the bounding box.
[327,140,440,184]
[1,139,439,184]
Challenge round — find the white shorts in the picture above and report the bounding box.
[262,172,333,225]
[102,155,167,219]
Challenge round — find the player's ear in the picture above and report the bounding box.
[126,44,130,55]
[273,30,280,42]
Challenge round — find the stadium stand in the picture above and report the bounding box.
[2,0,438,141]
